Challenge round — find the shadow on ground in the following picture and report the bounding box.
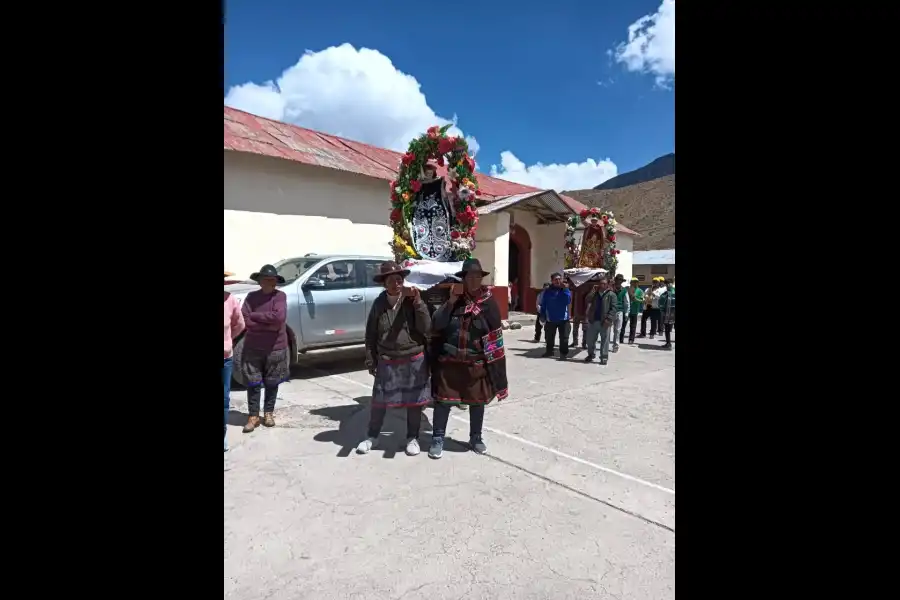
[636,343,673,351]
[311,396,469,458]
[511,346,587,360]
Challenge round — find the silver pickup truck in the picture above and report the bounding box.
[226,254,391,385]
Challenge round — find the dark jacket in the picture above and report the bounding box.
[589,289,618,324]
[432,288,509,400]
[538,286,572,322]
[365,291,431,369]
[241,289,288,352]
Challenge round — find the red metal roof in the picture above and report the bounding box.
[224,106,639,235]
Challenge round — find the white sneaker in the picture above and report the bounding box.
[405,438,420,456]
[356,437,377,454]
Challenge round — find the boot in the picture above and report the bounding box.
[243,415,260,433]
[263,412,276,427]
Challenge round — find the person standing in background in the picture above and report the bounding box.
[623,276,643,344]
[539,272,572,359]
[638,278,664,339]
[612,274,630,353]
[224,272,245,453]
[659,278,676,350]
[584,277,617,365]
[509,278,519,312]
[240,264,289,433]
[533,282,550,343]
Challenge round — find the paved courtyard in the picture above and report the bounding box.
[224,326,675,600]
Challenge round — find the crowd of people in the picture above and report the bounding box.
[223,262,672,463]
[533,273,675,364]
[223,258,509,461]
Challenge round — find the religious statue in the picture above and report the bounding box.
[389,125,481,263]
[409,162,455,262]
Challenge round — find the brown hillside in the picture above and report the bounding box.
[564,175,674,251]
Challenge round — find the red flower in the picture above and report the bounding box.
[438,137,455,155]
[401,152,415,166]
[580,209,589,219]
[590,207,599,215]
[468,226,477,237]
[475,188,482,197]
[437,156,445,167]
[391,192,398,202]
[427,126,440,139]
[410,180,422,192]
[450,230,461,239]
[390,180,397,190]
[609,235,616,242]
[466,156,476,172]
[602,215,609,223]
[390,209,401,223]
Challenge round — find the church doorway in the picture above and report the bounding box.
[508,224,533,312]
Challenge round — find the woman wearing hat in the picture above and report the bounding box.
[428,258,509,459]
[357,262,433,456]
[240,264,289,433]
[224,271,245,452]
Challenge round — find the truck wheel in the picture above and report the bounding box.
[231,336,248,387]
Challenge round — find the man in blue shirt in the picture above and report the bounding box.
[532,282,550,343]
[539,272,572,359]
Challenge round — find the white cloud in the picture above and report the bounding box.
[225,43,620,190]
[614,0,675,88]
[489,151,618,192]
[225,43,479,155]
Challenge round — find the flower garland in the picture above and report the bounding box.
[564,207,621,273]
[389,124,481,262]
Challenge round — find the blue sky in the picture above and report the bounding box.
[224,0,675,191]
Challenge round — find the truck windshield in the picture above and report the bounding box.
[274,258,325,286]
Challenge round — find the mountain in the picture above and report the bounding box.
[595,153,674,191]
[564,175,675,251]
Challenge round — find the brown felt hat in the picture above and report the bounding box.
[373,261,411,283]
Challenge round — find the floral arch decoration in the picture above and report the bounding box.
[563,207,621,272]
[389,125,481,262]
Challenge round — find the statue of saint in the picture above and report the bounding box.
[409,162,456,262]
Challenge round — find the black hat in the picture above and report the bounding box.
[373,261,411,283]
[250,264,286,284]
[614,273,626,282]
[455,257,490,278]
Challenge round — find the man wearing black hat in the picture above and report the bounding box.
[240,264,289,433]
[428,258,509,459]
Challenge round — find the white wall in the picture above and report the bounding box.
[474,212,510,287]
[224,151,393,278]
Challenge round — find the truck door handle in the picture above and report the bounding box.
[348,295,363,302]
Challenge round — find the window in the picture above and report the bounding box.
[311,260,357,290]
[275,258,321,286]
[361,260,387,288]
[635,274,646,281]
[650,265,669,275]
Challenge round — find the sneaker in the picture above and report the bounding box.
[583,355,594,362]
[650,334,655,340]
[428,438,444,459]
[612,345,619,353]
[405,438,420,456]
[469,436,488,454]
[558,354,568,360]
[637,333,646,338]
[356,437,377,454]
[599,358,608,365]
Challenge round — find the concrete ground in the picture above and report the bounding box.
[224,325,675,600]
